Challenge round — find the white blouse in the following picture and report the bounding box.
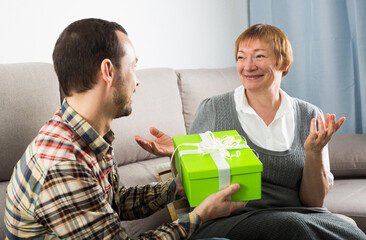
[234,85,334,186]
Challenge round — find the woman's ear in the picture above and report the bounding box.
[282,61,290,72]
[280,60,291,77]
[100,59,114,86]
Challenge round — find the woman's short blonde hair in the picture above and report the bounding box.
[235,24,293,77]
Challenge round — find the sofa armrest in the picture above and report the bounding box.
[328,134,366,178]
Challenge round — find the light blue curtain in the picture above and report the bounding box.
[250,0,366,134]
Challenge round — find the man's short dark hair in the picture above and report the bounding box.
[53,18,128,97]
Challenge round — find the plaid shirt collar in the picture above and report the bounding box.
[61,100,115,160]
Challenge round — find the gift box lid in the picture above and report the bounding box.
[173,130,262,180]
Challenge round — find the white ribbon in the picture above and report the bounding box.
[172,131,249,196]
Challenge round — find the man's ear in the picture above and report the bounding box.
[100,59,114,86]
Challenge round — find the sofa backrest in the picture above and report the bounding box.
[4,63,362,180]
[328,134,366,178]
[0,63,60,182]
[176,67,241,133]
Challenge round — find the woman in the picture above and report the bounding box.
[136,24,366,239]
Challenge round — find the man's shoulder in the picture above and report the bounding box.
[32,112,78,162]
[42,110,75,137]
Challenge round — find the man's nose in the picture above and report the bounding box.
[135,77,140,86]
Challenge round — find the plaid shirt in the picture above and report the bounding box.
[5,101,201,239]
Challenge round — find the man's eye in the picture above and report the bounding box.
[237,56,246,60]
[256,55,265,59]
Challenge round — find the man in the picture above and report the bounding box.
[4,18,246,239]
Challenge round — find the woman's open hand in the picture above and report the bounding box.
[304,114,345,154]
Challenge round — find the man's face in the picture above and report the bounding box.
[112,32,139,119]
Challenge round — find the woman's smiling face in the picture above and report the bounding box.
[236,39,284,94]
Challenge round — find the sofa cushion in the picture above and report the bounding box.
[324,179,366,233]
[112,68,186,166]
[117,157,170,187]
[328,134,366,178]
[176,67,241,133]
[0,63,60,181]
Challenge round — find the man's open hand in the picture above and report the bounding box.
[135,127,174,156]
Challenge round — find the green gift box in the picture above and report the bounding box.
[172,130,262,207]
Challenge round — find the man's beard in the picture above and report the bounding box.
[112,76,132,119]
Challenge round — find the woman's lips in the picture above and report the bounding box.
[245,74,264,80]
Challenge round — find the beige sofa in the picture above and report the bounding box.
[1,63,365,238]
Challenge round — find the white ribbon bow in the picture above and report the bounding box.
[198,131,249,160]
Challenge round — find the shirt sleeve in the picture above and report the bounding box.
[139,213,201,239]
[322,145,334,187]
[35,161,200,239]
[118,178,176,220]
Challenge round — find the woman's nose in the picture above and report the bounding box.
[244,57,257,71]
